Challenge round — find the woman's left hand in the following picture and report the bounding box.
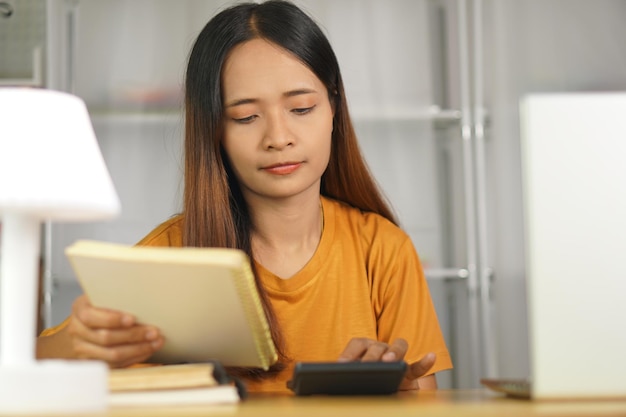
[337,338,437,390]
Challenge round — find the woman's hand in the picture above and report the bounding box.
[338,337,437,390]
[65,294,164,368]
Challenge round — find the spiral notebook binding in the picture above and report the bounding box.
[231,253,278,371]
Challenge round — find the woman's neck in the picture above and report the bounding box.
[247,193,324,279]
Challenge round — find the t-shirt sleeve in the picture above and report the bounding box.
[135,215,183,247]
[372,235,453,376]
[39,316,70,337]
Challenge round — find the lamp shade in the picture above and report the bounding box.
[0,88,120,220]
[0,88,117,413]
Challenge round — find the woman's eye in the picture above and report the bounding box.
[292,106,315,115]
[233,115,257,124]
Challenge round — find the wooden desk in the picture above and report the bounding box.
[102,389,626,417]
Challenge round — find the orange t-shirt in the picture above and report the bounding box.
[42,197,452,393]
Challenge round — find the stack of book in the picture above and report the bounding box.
[109,363,242,407]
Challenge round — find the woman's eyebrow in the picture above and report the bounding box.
[225,88,318,108]
[225,98,257,108]
[283,88,317,98]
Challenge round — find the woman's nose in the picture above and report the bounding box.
[262,112,294,150]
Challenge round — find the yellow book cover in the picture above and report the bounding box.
[65,240,277,370]
[109,363,240,407]
[109,363,218,391]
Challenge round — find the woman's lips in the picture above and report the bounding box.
[263,162,302,175]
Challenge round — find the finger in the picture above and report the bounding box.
[74,338,163,368]
[73,295,136,329]
[405,352,437,380]
[339,338,395,362]
[360,341,391,362]
[69,317,161,347]
[337,338,371,362]
[381,338,409,362]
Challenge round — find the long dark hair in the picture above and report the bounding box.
[183,0,397,377]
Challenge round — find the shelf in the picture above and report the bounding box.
[0,47,43,87]
[424,267,469,280]
[350,105,461,127]
[89,111,183,126]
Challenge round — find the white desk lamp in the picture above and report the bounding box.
[0,88,120,413]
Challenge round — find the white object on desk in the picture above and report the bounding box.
[0,88,120,413]
[520,92,626,399]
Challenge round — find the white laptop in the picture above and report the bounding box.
[482,92,626,400]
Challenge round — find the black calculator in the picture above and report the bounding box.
[287,361,407,396]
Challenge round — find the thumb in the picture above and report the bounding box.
[406,352,437,380]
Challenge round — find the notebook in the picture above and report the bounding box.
[482,92,626,400]
[65,240,278,370]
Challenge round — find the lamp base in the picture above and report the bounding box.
[0,360,108,414]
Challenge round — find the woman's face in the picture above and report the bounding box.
[221,38,334,202]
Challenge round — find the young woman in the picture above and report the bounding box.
[37,0,453,393]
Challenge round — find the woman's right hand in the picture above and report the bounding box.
[66,294,164,368]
